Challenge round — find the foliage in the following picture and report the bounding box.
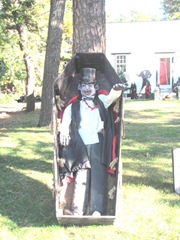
[1,0,37,30]
[0,0,73,93]
[0,100,180,239]
[161,0,180,20]
[106,9,164,23]
[117,69,128,85]
[61,0,73,65]
[0,0,50,93]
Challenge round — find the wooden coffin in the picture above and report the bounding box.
[52,53,124,226]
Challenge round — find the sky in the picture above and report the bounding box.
[106,0,163,18]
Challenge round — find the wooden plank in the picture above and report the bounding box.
[56,212,116,226]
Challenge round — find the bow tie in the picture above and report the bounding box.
[82,97,94,101]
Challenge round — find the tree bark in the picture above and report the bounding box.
[73,0,106,54]
[16,23,36,112]
[38,0,66,127]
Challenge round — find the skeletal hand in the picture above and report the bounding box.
[60,134,70,146]
[113,83,125,91]
[109,158,118,170]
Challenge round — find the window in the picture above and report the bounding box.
[115,54,126,73]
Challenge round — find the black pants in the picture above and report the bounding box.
[140,78,149,92]
[72,142,107,215]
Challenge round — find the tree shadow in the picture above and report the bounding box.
[121,106,180,206]
[0,114,59,227]
[123,161,173,192]
[0,111,59,227]
[0,155,59,227]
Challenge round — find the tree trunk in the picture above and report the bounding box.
[73,0,106,54]
[16,23,36,112]
[37,0,66,127]
[26,93,35,111]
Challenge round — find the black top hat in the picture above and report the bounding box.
[80,68,97,84]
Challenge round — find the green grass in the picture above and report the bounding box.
[0,100,180,240]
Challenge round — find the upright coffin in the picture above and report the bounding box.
[52,53,124,225]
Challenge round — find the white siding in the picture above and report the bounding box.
[106,20,180,91]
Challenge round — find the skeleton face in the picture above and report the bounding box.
[78,83,97,98]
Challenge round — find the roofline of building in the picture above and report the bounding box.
[107,19,180,24]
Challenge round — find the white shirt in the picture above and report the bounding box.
[60,89,122,145]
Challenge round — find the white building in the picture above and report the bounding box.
[106,20,180,93]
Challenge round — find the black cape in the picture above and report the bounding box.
[60,96,115,175]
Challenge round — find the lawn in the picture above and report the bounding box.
[0,100,180,240]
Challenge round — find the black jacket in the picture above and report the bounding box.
[60,97,115,175]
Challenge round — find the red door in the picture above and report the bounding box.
[159,58,170,86]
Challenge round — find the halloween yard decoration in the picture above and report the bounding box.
[52,53,124,225]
